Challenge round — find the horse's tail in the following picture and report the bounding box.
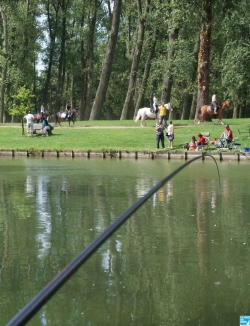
[134,110,141,122]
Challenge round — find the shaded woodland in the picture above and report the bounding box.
[0,0,250,122]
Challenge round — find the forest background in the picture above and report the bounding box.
[0,0,250,123]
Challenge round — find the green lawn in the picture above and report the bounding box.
[0,118,250,152]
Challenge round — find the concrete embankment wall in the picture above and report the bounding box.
[0,150,248,161]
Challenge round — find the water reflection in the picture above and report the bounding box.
[35,175,52,259]
[0,158,250,326]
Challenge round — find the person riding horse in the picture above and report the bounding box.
[212,91,220,114]
[152,93,158,114]
[65,102,71,120]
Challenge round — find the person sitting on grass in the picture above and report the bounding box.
[197,133,207,146]
[220,124,233,147]
[189,136,197,151]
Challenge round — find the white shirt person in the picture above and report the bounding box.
[24,111,35,135]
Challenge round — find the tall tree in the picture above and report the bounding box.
[195,0,212,119]
[181,35,200,120]
[89,0,122,120]
[134,28,158,117]
[54,0,68,113]
[0,1,8,122]
[42,0,60,108]
[120,0,149,120]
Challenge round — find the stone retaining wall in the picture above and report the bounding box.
[0,149,248,161]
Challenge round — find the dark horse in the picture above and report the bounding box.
[34,111,50,123]
[55,109,78,126]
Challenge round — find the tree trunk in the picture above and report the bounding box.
[181,35,200,120]
[89,0,122,120]
[43,2,60,110]
[189,89,198,120]
[18,0,30,70]
[85,5,97,120]
[11,0,30,123]
[195,0,212,120]
[0,3,8,123]
[120,0,148,120]
[162,27,179,121]
[55,0,67,113]
[134,28,158,118]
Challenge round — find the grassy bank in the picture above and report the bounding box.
[0,119,250,152]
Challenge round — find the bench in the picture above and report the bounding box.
[238,129,250,138]
[32,124,42,134]
[30,124,53,135]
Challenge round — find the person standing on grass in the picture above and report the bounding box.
[24,110,35,136]
[155,119,165,149]
[166,120,174,148]
[159,101,167,127]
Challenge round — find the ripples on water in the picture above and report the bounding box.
[0,158,250,326]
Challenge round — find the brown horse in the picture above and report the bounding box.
[196,100,233,125]
[55,109,78,126]
[34,111,50,123]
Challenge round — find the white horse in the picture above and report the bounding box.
[134,103,173,127]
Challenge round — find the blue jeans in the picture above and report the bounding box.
[156,133,165,149]
[160,115,167,126]
[41,126,51,135]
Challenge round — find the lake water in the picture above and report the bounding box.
[0,157,250,326]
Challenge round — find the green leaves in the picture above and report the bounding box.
[9,85,35,118]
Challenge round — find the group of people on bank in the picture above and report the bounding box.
[153,91,233,151]
[153,93,175,149]
[184,124,233,151]
[23,103,53,136]
[24,101,74,136]
[24,110,53,136]
[155,120,174,149]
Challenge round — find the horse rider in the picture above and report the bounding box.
[212,91,219,114]
[152,93,158,113]
[40,103,45,115]
[65,101,71,119]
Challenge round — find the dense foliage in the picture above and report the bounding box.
[0,0,250,122]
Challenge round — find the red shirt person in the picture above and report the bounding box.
[220,124,233,143]
[197,133,207,145]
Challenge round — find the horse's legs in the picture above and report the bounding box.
[218,112,224,125]
[140,117,146,127]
